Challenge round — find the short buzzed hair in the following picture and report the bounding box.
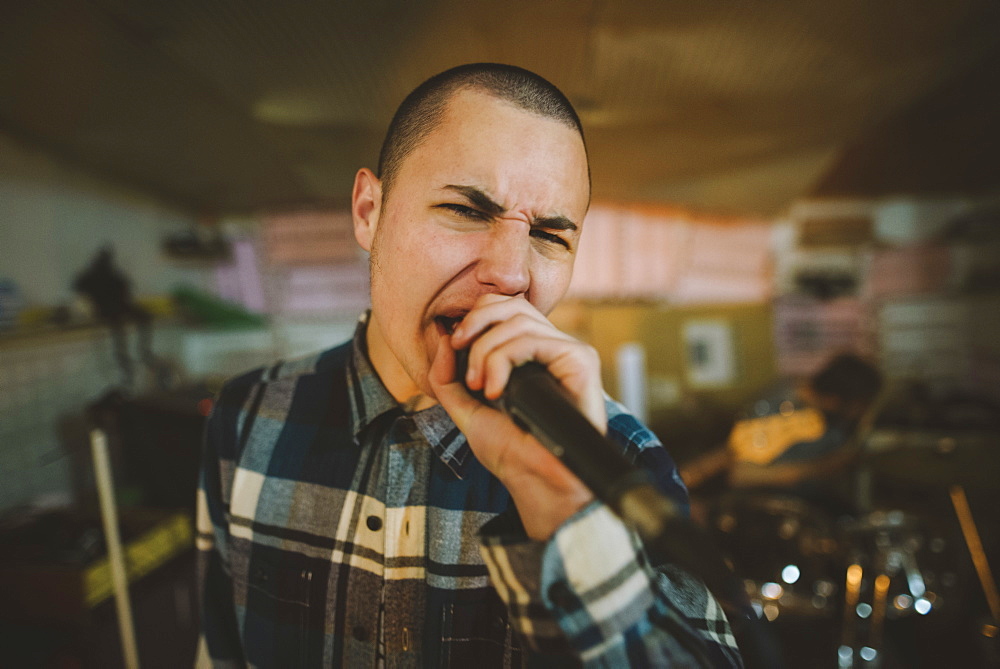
[811,354,883,404]
[377,63,588,200]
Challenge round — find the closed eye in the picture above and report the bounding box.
[531,229,571,249]
[435,203,487,220]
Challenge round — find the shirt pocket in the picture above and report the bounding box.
[239,550,316,666]
[440,595,521,668]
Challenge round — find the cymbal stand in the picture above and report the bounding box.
[838,513,927,669]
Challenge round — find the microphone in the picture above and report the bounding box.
[454,349,747,612]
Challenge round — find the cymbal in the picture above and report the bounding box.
[864,430,1000,493]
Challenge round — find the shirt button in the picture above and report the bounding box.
[353,625,369,641]
[366,515,383,531]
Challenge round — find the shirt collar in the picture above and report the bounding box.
[347,313,472,478]
[411,404,470,478]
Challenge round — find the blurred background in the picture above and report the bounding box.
[1,1,998,667]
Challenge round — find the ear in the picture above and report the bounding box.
[352,168,382,252]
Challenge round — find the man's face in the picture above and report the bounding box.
[355,88,590,403]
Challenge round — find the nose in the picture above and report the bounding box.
[475,220,530,295]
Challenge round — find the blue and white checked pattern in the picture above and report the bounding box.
[197,318,742,667]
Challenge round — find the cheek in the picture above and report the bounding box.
[529,261,574,315]
[372,228,457,316]
[402,230,476,290]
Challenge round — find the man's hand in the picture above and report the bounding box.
[428,294,604,541]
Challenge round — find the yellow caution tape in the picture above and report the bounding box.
[83,513,193,608]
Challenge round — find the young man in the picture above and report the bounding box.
[198,63,743,667]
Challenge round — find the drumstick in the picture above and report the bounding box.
[91,428,141,669]
[950,485,1000,625]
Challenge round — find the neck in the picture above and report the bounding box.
[365,313,437,411]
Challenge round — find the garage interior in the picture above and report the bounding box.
[1,2,999,666]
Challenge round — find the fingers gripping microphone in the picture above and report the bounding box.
[454,349,746,614]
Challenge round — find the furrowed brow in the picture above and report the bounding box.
[442,184,578,232]
[443,185,505,217]
[532,215,578,232]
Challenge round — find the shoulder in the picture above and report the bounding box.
[206,341,353,448]
[217,341,352,402]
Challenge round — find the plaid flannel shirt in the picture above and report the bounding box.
[197,319,742,667]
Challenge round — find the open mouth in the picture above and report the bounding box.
[434,314,465,335]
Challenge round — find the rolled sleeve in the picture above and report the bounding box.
[480,502,743,667]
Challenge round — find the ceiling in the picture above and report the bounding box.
[1,0,999,217]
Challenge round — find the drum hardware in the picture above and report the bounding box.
[710,493,843,620]
[710,489,977,665]
[836,509,960,668]
[846,428,999,666]
[860,428,1000,495]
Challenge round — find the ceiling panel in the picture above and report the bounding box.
[1,0,998,216]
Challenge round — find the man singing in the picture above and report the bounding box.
[198,62,743,667]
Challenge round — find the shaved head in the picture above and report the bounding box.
[377,63,588,201]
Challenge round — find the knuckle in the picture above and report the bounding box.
[510,312,537,330]
[569,342,599,366]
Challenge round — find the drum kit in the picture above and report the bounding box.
[709,429,1000,668]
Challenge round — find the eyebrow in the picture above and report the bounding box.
[442,184,578,232]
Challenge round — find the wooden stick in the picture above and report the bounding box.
[90,428,141,669]
[950,485,1000,624]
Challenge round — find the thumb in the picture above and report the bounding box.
[428,335,489,435]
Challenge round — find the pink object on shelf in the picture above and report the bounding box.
[215,239,267,312]
[865,244,952,298]
[568,204,772,302]
[671,222,773,304]
[772,296,876,376]
[264,211,357,264]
